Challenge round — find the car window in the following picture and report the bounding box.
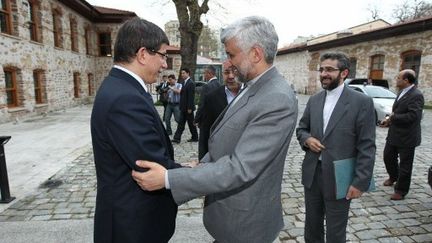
[363,86,396,98]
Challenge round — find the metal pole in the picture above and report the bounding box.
[0,136,15,203]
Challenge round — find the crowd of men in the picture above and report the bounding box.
[91,16,424,243]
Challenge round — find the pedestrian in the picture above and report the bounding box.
[90,17,181,243]
[194,65,221,128]
[164,74,182,135]
[196,61,241,160]
[131,16,298,243]
[172,68,199,143]
[156,75,169,120]
[296,52,376,243]
[380,69,424,200]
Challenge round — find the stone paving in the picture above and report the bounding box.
[1,95,431,242]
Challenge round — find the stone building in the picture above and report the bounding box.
[275,17,432,103]
[0,0,136,123]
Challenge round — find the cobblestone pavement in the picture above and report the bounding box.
[1,95,431,242]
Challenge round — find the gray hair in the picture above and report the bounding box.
[220,16,278,64]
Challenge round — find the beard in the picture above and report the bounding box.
[236,61,253,83]
[320,72,342,91]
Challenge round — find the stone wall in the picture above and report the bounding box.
[275,30,432,102]
[0,0,122,123]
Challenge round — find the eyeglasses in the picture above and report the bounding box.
[223,67,239,75]
[136,47,169,60]
[318,67,340,73]
[147,49,169,60]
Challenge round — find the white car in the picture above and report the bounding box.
[348,84,396,123]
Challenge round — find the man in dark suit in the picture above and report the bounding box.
[380,69,424,200]
[194,65,221,127]
[297,52,376,243]
[156,75,169,120]
[196,61,241,160]
[90,17,181,243]
[172,68,198,143]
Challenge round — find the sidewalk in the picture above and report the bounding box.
[0,95,431,242]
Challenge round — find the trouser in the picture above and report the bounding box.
[304,162,351,243]
[383,142,416,195]
[173,111,198,141]
[164,103,180,135]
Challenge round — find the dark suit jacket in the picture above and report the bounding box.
[179,78,196,112]
[195,78,221,124]
[297,85,376,200]
[387,86,424,147]
[91,68,180,243]
[198,86,228,159]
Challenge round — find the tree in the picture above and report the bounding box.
[172,0,210,79]
[393,0,432,23]
[367,4,381,20]
[198,25,219,59]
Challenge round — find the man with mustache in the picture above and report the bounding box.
[296,52,376,242]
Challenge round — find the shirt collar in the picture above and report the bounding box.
[113,65,148,92]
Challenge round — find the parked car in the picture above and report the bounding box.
[348,84,396,123]
[344,78,389,88]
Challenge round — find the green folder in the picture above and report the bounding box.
[333,157,376,200]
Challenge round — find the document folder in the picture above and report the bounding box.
[333,157,376,200]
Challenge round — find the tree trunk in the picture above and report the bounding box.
[172,0,209,80]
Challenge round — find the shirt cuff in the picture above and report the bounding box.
[165,170,171,189]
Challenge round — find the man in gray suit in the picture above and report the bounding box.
[132,16,298,243]
[296,52,376,243]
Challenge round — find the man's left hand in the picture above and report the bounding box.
[132,160,166,191]
[345,185,363,200]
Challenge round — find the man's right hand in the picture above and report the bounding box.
[305,137,325,153]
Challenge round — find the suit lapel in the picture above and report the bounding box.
[322,87,349,140]
[110,68,174,159]
[210,68,275,137]
[315,91,326,139]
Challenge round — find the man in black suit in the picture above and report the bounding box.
[91,17,181,243]
[380,69,424,200]
[196,61,241,159]
[172,68,198,143]
[194,65,221,127]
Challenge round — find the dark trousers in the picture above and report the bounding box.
[174,111,198,141]
[383,142,416,195]
[198,126,210,160]
[304,163,351,243]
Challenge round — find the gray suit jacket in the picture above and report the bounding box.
[296,85,376,200]
[169,67,298,243]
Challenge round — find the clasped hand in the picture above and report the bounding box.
[132,161,166,191]
[305,137,325,153]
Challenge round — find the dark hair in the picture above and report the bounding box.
[205,65,216,75]
[181,68,190,74]
[402,71,416,84]
[114,17,169,63]
[168,74,176,79]
[320,52,350,71]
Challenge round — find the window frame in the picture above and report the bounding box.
[4,67,18,107]
[33,69,45,104]
[88,73,94,96]
[98,32,112,57]
[369,54,385,80]
[401,50,421,79]
[52,8,63,48]
[70,17,78,52]
[0,0,12,35]
[73,72,80,98]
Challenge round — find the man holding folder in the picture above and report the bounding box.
[296,52,376,243]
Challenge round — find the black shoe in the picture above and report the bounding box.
[187,138,198,142]
[172,139,180,144]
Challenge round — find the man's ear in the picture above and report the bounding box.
[250,45,263,64]
[341,69,349,79]
[136,47,147,65]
